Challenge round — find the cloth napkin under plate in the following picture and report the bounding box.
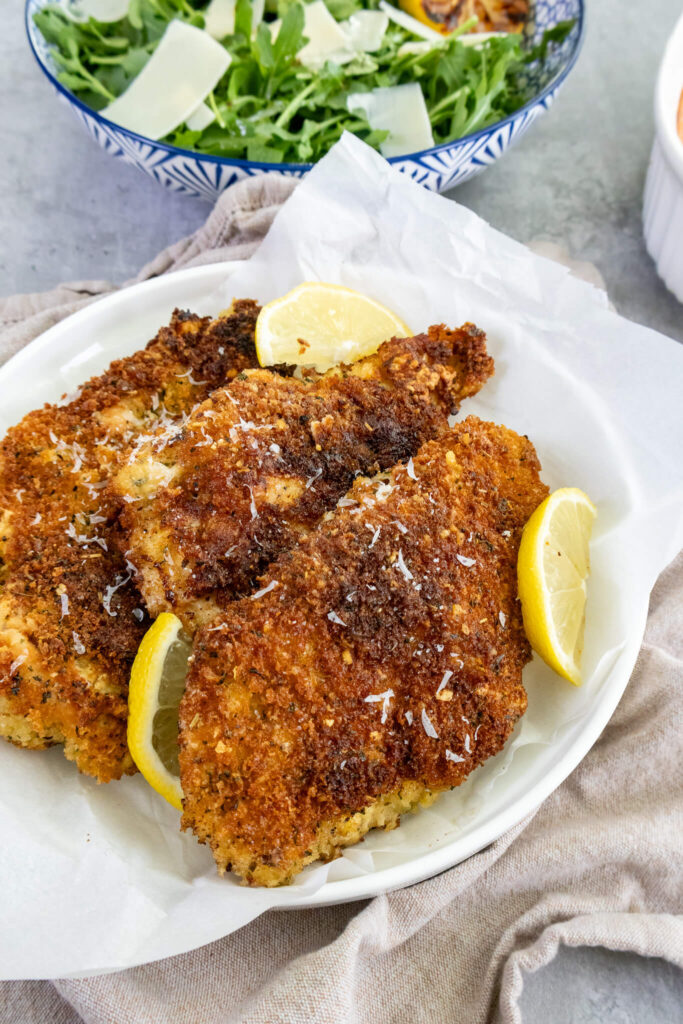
[0,175,681,1024]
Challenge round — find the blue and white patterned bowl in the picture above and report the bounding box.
[26,0,584,201]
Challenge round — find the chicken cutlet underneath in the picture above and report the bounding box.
[179,417,548,886]
[112,324,493,632]
[0,301,260,781]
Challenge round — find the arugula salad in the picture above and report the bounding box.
[33,0,573,164]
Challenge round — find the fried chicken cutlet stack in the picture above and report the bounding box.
[0,302,260,781]
[112,324,493,632]
[179,417,548,886]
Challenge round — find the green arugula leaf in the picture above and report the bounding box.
[322,0,363,19]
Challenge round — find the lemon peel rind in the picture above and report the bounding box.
[128,612,185,811]
[517,489,596,687]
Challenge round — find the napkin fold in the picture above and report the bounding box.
[1,175,681,1024]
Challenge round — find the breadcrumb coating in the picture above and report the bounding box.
[0,302,260,781]
[113,324,494,632]
[179,417,548,885]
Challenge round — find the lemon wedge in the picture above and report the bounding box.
[255,282,411,371]
[128,612,191,809]
[517,488,597,686]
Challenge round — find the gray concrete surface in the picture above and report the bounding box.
[1,0,682,1016]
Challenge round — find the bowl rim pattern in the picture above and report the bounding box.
[25,0,585,175]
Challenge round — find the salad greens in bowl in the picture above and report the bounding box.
[26,0,584,199]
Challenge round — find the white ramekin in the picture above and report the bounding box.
[643,12,683,304]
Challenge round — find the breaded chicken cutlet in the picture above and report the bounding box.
[112,324,493,632]
[179,417,549,886]
[0,301,260,781]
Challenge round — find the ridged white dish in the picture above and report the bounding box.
[643,11,683,302]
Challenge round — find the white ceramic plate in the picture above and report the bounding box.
[0,263,646,978]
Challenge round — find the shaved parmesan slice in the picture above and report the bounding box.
[103,21,231,141]
[348,82,434,157]
[203,0,236,39]
[63,0,130,21]
[185,101,215,132]
[298,0,354,69]
[341,10,388,52]
[378,1,443,42]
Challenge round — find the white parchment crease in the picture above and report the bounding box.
[0,134,681,979]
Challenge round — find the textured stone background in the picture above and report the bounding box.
[1,0,682,1015]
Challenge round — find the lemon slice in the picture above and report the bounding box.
[128,612,191,810]
[517,488,597,686]
[255,282,411,371]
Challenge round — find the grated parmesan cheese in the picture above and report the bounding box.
[9,654,27,676]
[436,669,453,695]
[364,688,394,724]
[374,481,394,502]
[421,708,438,738]
[102,571,132,617]
[305,468,323,490]
[394,549,413,582]
[251,580,278,600]
[446,749,465,763]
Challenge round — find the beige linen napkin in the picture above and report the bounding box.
[1,177,681,1023]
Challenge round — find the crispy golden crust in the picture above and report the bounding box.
[0,302,259,781]
[113,324,494,631]
[179,417,548,885]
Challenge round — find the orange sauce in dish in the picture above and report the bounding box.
[678,88,683,144]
